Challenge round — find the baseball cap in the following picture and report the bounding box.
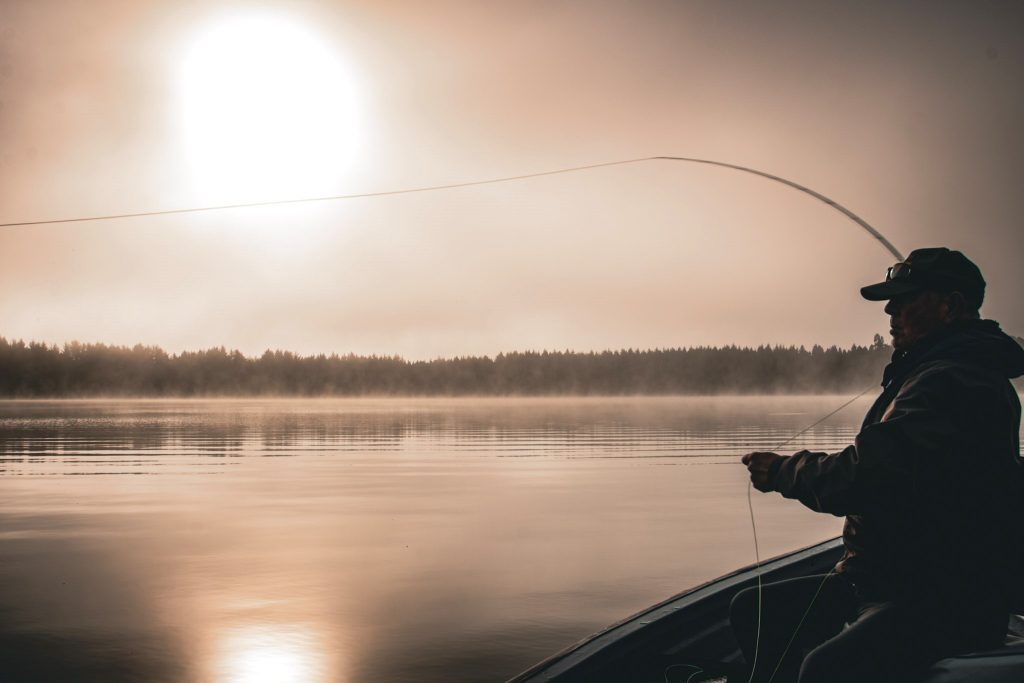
[860,247,986,308]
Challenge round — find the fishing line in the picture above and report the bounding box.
[665,387,877,683]
[663,663,705,683]
[0,155,905,261]
[764,569,835,683]
[744,384,877,683]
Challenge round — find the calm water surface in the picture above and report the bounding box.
[0,397,869,682]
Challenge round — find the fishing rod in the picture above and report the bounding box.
[0,155,905,261]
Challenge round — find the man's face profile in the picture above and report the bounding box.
[883,290,950,350]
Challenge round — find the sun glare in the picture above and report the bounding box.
[216,623,328,683]
[179,13,362,201]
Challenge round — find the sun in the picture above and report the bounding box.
[178,13,362,202]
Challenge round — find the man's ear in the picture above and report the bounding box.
[945,291,967,321]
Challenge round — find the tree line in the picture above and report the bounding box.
[0,335,905,397]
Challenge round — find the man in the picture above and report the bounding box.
[731,247,1024,683]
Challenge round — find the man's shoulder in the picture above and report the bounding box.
[898,357,1009,402]
[909,356,1006,382]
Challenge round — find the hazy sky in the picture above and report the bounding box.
[1,0,1021,359]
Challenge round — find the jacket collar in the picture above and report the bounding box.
[881,319,976,388]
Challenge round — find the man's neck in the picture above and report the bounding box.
[894,320,987,364]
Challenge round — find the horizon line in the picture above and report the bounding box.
[0,335,894,362]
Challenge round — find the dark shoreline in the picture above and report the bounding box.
[0,337,898,398]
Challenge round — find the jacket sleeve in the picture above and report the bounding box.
[769,362,975,516]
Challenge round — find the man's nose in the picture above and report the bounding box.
[884,299,899,316]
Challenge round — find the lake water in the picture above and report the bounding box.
[0,396,871,682]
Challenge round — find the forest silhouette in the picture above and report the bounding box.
[0,335,909,397]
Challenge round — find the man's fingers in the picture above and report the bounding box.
[742,451,777,468]
[741,452,781,494]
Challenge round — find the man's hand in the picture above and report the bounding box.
[742,451,783,492]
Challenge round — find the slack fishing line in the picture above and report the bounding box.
[4,154,903,681]
[665,386,878,683]
[743,385,878,683]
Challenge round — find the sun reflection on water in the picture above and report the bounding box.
[216,623,327,683]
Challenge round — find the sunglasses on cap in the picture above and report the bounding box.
[886,263,912,281]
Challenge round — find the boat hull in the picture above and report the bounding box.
[508,537,844,682]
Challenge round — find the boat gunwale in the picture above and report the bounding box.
[506,536,844,682]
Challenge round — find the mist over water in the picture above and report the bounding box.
[1,397,868,681]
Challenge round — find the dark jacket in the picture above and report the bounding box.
[769,319,1024,606]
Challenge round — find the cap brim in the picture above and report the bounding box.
[860,280,923,301]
